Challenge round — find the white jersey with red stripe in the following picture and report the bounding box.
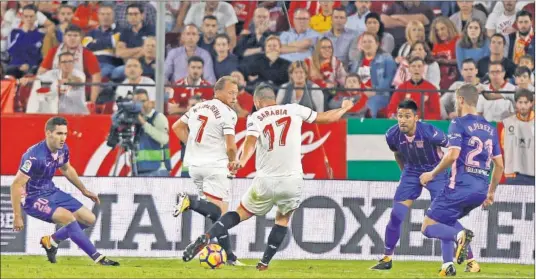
[180,99,237,168]
[246,103,317,177]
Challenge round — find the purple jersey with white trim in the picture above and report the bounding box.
[18,141,70,196]
[447,115,501,187]
[385,121,449,173]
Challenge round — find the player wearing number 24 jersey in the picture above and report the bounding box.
[182,83,355,270]
[420,84,504,276]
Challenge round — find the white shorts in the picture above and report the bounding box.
[240,176,303,216]
[189,166,231,202]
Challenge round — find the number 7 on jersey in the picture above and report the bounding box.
[195,115,208,143]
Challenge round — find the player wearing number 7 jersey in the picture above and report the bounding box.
[172,76,244,266]
[182,83,355,270]
[420,84,504,276]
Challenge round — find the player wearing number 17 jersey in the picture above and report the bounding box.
[420,84,504,276]
[172,76,244,265]
[182,83,355,269]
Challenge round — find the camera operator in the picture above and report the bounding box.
[133,88,171,177]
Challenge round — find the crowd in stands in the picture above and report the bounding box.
[0,0,534,121]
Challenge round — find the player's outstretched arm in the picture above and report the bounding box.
[314,99,354,124]
[420,148,460,186]
[10,171,30,231]
[172,119,189,144]
[483,155,504,208]
[60,163,100,204]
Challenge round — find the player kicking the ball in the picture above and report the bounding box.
[182,83,354,270]
[371,100,479,274]
[172,76,244,266]
[420,84,504,276]
[10,117,118,266]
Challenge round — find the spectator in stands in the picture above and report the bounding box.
[235,7,274,60]
[324,7,357,67]
[72,1,98,32]
[514,66,535,91]
[184,1,238,49]
[304,37,346,88]
[349,32,397,118]
[279,8,321,62]
[430,16,460,89]
[449,0,488,32]
[231,0,257,35]
[477,61,516,122]
[165,1,181,32]
[167,56,213,115]
[114,2,156,30]
[310,1,334,33]
[349,12,395,61]
[456,19,490,73]
[6,4,44,79]
[502,89,534,185]
[395,20,426,63]
[477,34,517,82]
[235,7,273,59]
[277,61,324,112]
[26,52,87,114]
[346,1,371,34]
[240,35,291,88]
[486,0,518,38]
[165,24,215,84]
[139,36,156,80]
[83,3,121,79]
[287,1,337,28]
[230,70,254,117]
[393,41,440,89]
[380,0,435,54]
[114,3,156,82]
[507,10,535,65]
[442,58,485,119]
[198,15,218,55]
[388,57,441,120]
[1,2,53,59]
[41,4,74,57]
[518,54,535,83]
[132,88,171,177]
[329,73,369,117]
[116,58,156,102]
[213,34,238,79]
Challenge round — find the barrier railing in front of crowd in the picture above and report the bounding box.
[9,80,517,120]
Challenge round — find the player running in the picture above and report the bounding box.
[10,116,119,266]
[370,100,478,273]
[172,76,244,266]
[181,83,354,270]
[420,84,504,276]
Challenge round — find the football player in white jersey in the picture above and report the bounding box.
[182,83,354,269]
[172,76,243,265]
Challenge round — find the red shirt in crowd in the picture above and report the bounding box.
[388,79,441,120]
[358,58,373,88]
[41,46,100,77]
[231,1,257,29]
[72,2,99,32]
[237,90,254,114]
[432,37,458,60]
[169,78,213,109]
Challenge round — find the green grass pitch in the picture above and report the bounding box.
[1,256,534,278]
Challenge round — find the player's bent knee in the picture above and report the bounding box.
[235,206,253,221]
[421,216,436,234]
[52,207,76,225]
[275,210,293,226]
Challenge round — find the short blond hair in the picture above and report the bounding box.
[264,35,281,47]
[214,76,238,92]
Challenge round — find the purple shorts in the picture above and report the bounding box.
[23,189,83,223]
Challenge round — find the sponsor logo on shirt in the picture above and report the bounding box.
[21,160,32,173]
